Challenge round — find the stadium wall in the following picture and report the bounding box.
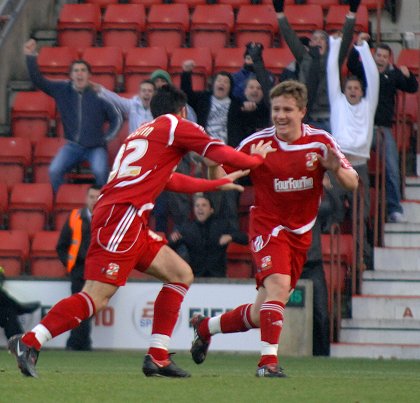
[0,279,313,356]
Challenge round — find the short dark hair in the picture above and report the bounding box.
[150,85,187,118]
[212,71,234,97]
[140,79,156,89]
[69,59,92,74]
[375,43,392,55]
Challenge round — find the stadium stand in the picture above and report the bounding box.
[0,137,31,190]
[213,47,244,74]
[54,184,91,230]
[190,4,235,54]
[32,137,67,183]
[11,91,55,146]
[226,242,253,279]
[234,5,279,48]
[8,183,53,238]
[325,5,369,33]
[123,47,168,93]
[145,4,190,49]
[81,47,124,90]
[396,48,420,77]
[37,46,79,80]
[102,4,146,52]
[283,4,324,37]
[0,230,30,276]
[57,3,102,53]
[0,183,8,229]
[169,47,213,90]
[30,230,66,278]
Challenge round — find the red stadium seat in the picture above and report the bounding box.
[169,47,213,91]
[305,0,339,9]
[81,47,124,90]
[397,48,420,76]
[0,230,30,276]
[37,47,79,79]
[263,47,295,77]
[235,5,279,48]
[361,0,385,10]
[397,92,418,124]
[0,137,31,190]
[325,5,369,34]
[102,4,146,53]
[33,137,67,183]
[54,184,90,230]
[57,4,102,53]
[226,242,253,278]
[214,47,244,74]
[283,5,324,36]
[190,5,234,55]
[127,0,163,11]
[124,47,168,93]
[145,4,190,49]
[11,91,55,145]
[30,230,66,277]
[171,0,207,9]
[321,233,354,268]
[85,0,118,9]
[9,183,53,238]
[219,0,252,10]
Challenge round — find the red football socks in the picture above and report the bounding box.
[148,283,188,361]
[259,300,285,367]
[220,303,257,333]
[39,292,95,338]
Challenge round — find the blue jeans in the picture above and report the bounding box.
[49,142,109,193]
[374,127,403,215]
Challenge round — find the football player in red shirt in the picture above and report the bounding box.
[190,80,359,377]
[8,85,275,379]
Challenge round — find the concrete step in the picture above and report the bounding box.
[351,295,420,319]
[331,342,420,359]
[374,247,420,271]
[405,186,420,200]
[362,271,420,295]
[401,201,420,223]
[384,222,420,247]
[339,318,420,344]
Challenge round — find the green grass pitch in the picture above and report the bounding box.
[1,349,419,403]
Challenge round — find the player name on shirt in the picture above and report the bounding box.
[273,176,314,192]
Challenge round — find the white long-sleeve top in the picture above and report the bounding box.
[327,37,379,165]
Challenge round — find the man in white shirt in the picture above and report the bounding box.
[327,32,379,270]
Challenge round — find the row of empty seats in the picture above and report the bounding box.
[56,3,373,53]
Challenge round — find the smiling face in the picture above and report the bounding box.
[344,78,363,105]
[193,197,214,223]
[271,95,306,143]
[70,62,91,91]
[212,73,231,100]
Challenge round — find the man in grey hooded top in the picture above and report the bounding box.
[272,0,361,132]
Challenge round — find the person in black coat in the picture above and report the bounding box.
[56,185,101,350]
[168,195,248,277]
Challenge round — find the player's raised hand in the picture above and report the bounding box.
[217,169,250,192]
[317,144,341,172]
[250,140,276,159]
[23,39,37,55]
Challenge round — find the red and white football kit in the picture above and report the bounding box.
[236,124,355,289]
[85,114,264,286]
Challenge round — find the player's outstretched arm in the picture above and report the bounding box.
[318,145,358,191]
[165,170,249,193]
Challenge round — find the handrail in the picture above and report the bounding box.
[328,223,341,343]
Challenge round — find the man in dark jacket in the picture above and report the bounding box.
[56,185,101,350]
[347,42,419,223]
[23,39,122,193]
[168,195,248,277]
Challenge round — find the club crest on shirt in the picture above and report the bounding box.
[104,262,120,280]
[305,152,318,171]
[261,255,272,271]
